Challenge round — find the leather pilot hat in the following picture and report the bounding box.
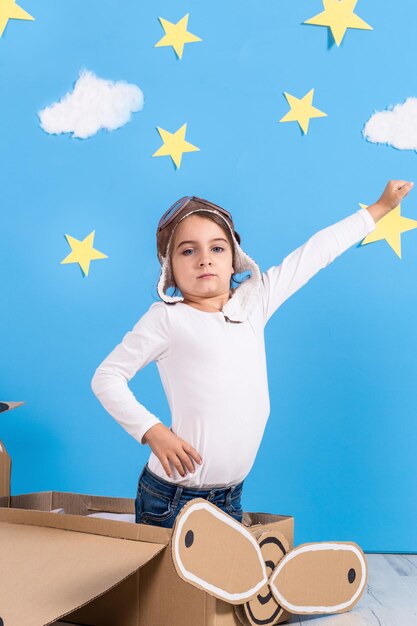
[156,196,262,323]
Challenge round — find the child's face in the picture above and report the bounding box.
[170,215,234,300]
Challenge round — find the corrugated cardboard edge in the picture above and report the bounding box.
[0,506,172,545]
[11,490,135,515]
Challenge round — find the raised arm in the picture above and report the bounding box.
[260,207,375,324]
[91,302,170,445]
[261,180,414,325]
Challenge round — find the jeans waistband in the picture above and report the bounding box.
[141,463,243,499]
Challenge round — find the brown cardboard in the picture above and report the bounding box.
[0,497,293,626]
[170,497,270,602]
[0,438,11,506]
[0,508,166,626]
[169,498,368,620]
[1,401,367,625]
[0,425,294,626]
[270,540,368,615]
[237,529,291,626]
[0,401,24,507]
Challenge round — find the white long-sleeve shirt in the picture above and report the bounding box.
[91,207,376,488]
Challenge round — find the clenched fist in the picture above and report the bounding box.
[367,180,414,223]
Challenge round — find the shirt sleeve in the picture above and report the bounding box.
[260,207,377,325]
[90,302,170,445]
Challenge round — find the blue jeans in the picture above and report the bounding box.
[135,463,244,528]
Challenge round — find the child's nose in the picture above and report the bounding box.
[199,251,213,264]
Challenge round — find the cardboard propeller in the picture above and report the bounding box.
[170,498,368,626]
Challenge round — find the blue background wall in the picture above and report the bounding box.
[1,0,416,552]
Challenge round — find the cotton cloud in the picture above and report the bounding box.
[39,69,144,139]
[363,97,417,151]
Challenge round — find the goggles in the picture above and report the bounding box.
[157,196,233,232]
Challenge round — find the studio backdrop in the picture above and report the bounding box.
[1,0,416,552]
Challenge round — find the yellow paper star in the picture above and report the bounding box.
[359,203,417,259]
[0,0,34,38]
[155,13,202,60]
[304,0,372,47]
[279,89,327,134]
[152,123,200,169]
[61,231,108,276]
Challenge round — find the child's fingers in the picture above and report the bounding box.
[392,180,414,192]
[391,179,409,188]
[183,442,203,464]
[168,453,188,477]
[397,181,414,199]
[383,180,414,208]
[159,456,173,478]
[179,450,196,474]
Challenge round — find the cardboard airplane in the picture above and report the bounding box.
[0,401,368,625]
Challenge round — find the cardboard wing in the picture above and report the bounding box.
[0,508,167,626]
[170,498,368,626]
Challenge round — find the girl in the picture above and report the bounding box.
[91,180,413,528]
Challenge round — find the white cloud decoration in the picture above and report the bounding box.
[363,97,417,151]
[39,69,144,139]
